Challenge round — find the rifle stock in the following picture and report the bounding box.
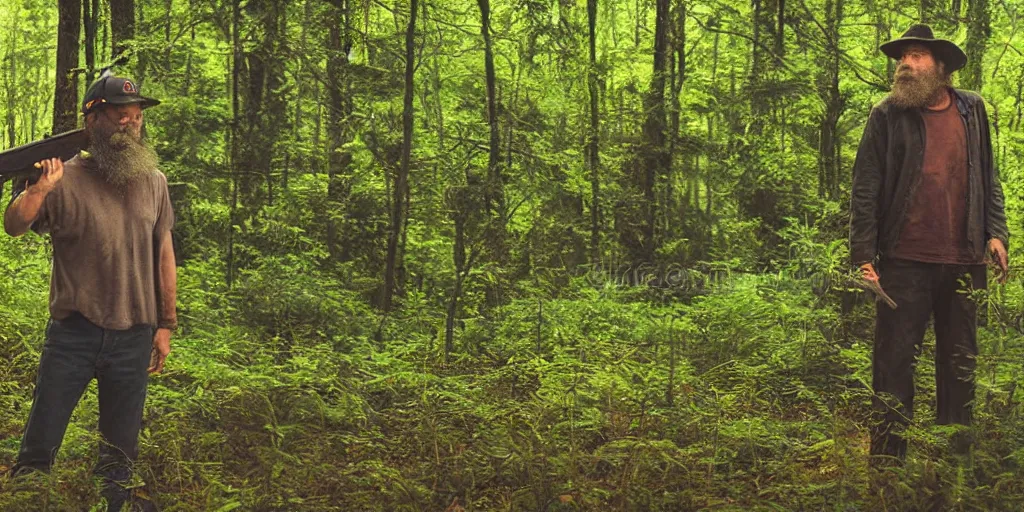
[0,129,87,197]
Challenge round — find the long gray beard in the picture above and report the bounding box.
[88,130,159,191]
[887,66,951,109]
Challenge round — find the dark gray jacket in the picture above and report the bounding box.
[849,88,1010,266]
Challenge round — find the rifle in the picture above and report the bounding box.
[0,128,87,200]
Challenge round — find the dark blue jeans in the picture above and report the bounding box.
[12,312,153,508]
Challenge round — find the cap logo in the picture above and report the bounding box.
[123,80,137,93]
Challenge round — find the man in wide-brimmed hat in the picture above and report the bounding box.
[4,72,174,511]
[849,24,1010,464]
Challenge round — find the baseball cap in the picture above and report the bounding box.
[81,74,161,115]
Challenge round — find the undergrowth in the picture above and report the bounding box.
[1,223,1022,511]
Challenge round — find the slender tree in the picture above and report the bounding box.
[109,0,136,60]
[634,0,670,265]
[962,0,990,92]
[383,0,418,312]
[84,0,99,83]
[478,0,504,225]
[818,0,845,199]
[182,0,195,95]
[227,0,242,288]
[4,30,17,148]
[163,0,173,69]
[477,0,510,306]
[325,0,354,262]
[587,0,600,264]
[53,0,81,134]
[666,0,685,226]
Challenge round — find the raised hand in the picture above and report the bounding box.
[30,157,64,194]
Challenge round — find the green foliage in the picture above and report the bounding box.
[2,0,1024,509]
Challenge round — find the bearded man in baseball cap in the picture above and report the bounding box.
[4,72,175,512]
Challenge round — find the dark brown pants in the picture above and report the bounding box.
[870,258,986,460]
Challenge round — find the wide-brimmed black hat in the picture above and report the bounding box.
[80,72,161,115]
[880,24,967,73]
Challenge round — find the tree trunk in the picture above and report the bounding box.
[775,0,785,62]
[137,0,147,83]
[101,0,109,64]
[962,0,989,92]
[265,2,287,205]
[478,0,505,225]
[740,0,783,259]
[383,0,418,312]
[240,0,268,202]
[818,0,844,200]
[164,0,173,69]
[109,0,135,61]
[752,0,763,80]
[0,33,13,199]
[313,81,322,171]
[667,0,685,233]
[445,184,479,360]
[635,0,669,264]
[750,0,779,113]
[32,62,44,140]
[183,0,194,94]
[445,262,466,360]
[326,0,354,262]
[429,3,446,152]
[4,30,17,148]
[53,0,81,134]
[84,0,98,83]
[291,0,314,179]
[227,0,241,288]
[707,32,718,222]
[478,0,509,306]
[674,0,686,103]
[587,0,601,264]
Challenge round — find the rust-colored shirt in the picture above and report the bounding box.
[30,154,175,330]
[892,91,979,264]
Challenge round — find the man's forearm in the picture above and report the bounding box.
[3,188,46,237]
[986,174,1010,252]
[849,108,890,266]
[157,233,178,329]
[849,160,881,264]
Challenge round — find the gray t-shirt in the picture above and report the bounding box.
[29,154,175,330]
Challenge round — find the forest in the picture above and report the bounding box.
[0,0,1023,510]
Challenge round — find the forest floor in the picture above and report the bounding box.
[1,240,1022,511]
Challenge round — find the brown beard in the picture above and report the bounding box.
[887,63,951,109]
[87,114,158,191]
